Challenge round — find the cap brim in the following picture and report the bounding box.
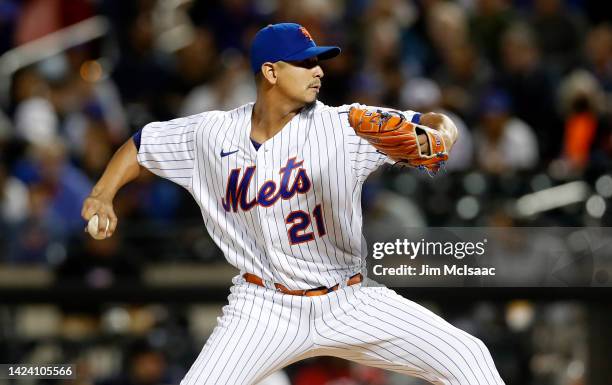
[283,46,341,62]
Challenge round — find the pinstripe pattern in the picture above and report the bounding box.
[312,286,505,385]
[135,102,403,289]
[180,280,315,385]
[137,102,504,385]
[179,281,504,385]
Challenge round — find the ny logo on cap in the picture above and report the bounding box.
[299,27,313,41]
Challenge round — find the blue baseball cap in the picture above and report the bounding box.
[250,23,341,74]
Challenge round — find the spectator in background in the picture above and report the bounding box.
[11,64,58,146]
[425,0,470,74]
[33,52,129,162]
[434,40,492,125]
[469,0,515,67]
[583,23,612,93]
[354,0,414,107]
[498,23,560,162]
[361,0,413,65]
[29,139,92,227]
[111,5,177,124]
[0,159,29,225]
[179,52,255,116]
[428,0,469,46]
[69,55,129,147]
[557,70,605,173]
[11,138,91,263]
[420,0,490,125]
[0,158,30,259]
[474,90,539,174]
[529,0,584,78]
[173,27,219,95]
[10,54,127,184]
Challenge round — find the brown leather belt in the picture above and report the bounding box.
[242,272,363,296]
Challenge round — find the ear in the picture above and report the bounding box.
[261,62,278,85]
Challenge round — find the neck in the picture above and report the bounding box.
[251,88,306,143]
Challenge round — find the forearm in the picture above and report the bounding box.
[91,138,141,201]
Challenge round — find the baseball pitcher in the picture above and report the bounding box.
[82,23,505,385]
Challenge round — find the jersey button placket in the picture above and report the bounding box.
[257,143,273,215]
[255,143,274,248]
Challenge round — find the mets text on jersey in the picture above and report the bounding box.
[221,157,311,212]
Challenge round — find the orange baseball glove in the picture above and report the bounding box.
[348,106,448,173]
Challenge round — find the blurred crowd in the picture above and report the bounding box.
[0,1,610,384]
[1,0,612,265]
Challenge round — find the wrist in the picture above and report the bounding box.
[91,184,116,201]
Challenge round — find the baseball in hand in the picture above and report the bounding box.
[87,214,110,240]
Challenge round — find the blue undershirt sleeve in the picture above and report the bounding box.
[132,129,142,151]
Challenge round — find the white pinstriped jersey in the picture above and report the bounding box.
[136,101,419,289]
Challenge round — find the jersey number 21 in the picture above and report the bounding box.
[286,204,326,244]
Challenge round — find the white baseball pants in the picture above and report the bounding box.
[180,278,506,385]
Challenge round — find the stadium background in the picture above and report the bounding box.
[0,0,611,384]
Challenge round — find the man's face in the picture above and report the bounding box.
[274,57,324,104]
